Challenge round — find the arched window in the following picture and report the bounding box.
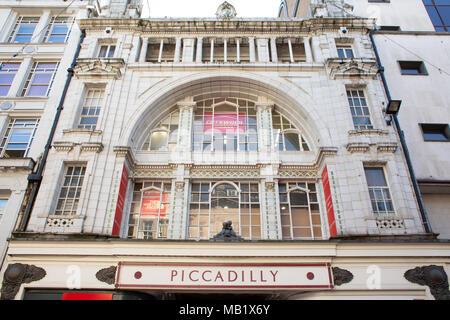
[142,110,179,151]
[193,98,258,151]
[188,181,261,240]
[278,182,322,240]
[272,110,310,151]
[127,181,172,239]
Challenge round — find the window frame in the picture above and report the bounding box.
[336,45,355,59]
[0,118,40,158]
[398,61,428,76]
[54,165,87,216]
[44,16,75,43]
[8,16,40,43]
[364,166,396,217]
[0,62,21,96]
[420,123,450,142]
[77,87,105,130]
[0,197,8,223]
[346,89,374,130]
[98,44,116,58]
[21,61,59,97]
[423,0,450,32]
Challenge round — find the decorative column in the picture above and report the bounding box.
[270,37,278,63]
[158,39,164,62]
[304,36,313,62]
[139,37,148,62]
[249,36,256,62]
[176,97,196,154]
[196,37,203,62]
[236,38,240,62]
[210,38,214,62]
[168,175,190,240]
[32,11,51,43]
[260,171,282,240]
[174,37,182,63]
[224,38,228,62]
[255,100,274,153]
[8,57,32,97]
[287,38,294,63]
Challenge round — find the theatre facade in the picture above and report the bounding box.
[1,1,449,300]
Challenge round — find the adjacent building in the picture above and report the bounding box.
[0,0,449,300]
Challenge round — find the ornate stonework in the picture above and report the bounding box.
[1,263,46,300]
[332,267,354,286]
[404,265,450,300]
[96,266,117,285]
[215,2,237,19]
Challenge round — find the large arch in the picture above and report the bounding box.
[120,71,332,150]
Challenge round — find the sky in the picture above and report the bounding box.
[102,0,281,18]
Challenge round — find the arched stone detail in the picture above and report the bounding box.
[119,71,330,151]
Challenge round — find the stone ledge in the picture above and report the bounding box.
[0,158,35,171]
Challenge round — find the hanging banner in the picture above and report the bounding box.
[112,164,128,236]
[204,112,246,133]
[141,191,168,217]
[322,166,338,237]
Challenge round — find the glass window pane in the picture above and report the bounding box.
[365,168,387,187]
[284,132,300,151]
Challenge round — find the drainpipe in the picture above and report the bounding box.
[369,30,431,234]
[17,29,86,232]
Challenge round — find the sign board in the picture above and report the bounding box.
[321,166,337,237]
[204,112,246,133]
[116,263,334,290]
[141,191,168,217]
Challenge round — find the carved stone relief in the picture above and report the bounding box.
[96,266,117,285]
[404,265,450,300]
[1,263,46,300]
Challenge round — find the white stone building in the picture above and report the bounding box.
[0,0,98,269]
[0,0,449,300]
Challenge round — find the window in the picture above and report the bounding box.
[44,17,74,43]
[78,88,105,130]
[98,45,116,58]
[128,181,172,239]
[364,167,395,217]
[337,45,354,59]
[279,182,322,240]
[193,98,258,152]
[347,89,373,130]
[8,16,40,43]
[0,198,8,222]
[0,63,20,96]
[420,123,450,141]
[399,61,428,75]
[55,165,86,216]
[21,62,59,96]
[188,182,261,240]
[423,0,450,32]
[0,119,40,158]
[272,110,310,151]
[378,26,401,31]
[142,110,179,151]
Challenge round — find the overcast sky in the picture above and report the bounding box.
[138,0,280,18]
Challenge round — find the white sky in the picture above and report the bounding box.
[100,1,281,18]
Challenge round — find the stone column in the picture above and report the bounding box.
[287,38,294,63]
[270,37,278,63]
[158,39,164,62]
[255,101,274,153]
[210,38,214,62]
[168,174,190,240]
[139,37,148,62]
[176,97,196,154]
[224,38,228,62]
[32,10,51,43]
[196,37,203,62]
[249,37,256,62]
[174,37,182,63]
[304,36,313,62]
[260,170,282,240]
[236,38,240,63]
[8,57,32,97]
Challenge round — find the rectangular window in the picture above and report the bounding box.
[420,123,450,141]
[8,16,40,43]
[347,89,373,130]
[98,45,116,58]
[44,17,74,43]
[279,182,322,240]
[0,198,8,222]
[0,119,40,158]
[21,62,59,97]
[364,167,395,217]
[399,61,428,75]
[128,181,172,239]
[0,63,21,96]
[78,88,105,130]
[337,45,354,59]
[423,0,450,32]
[55,165,86,216]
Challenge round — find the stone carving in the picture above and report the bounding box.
[1,263,46,300]
[96,266,117,285]
[210,221,244,242]
[216,1,237,19]
[404,265,450,300]
[332,267,354,286]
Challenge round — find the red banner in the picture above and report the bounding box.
[112,165,128,236]
[62,293,113,300]
[141,191,168,217]
[322,166,337,237]
[204,112,246,133]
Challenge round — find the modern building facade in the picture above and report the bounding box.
[0,0,449,300]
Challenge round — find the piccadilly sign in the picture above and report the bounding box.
[115,263,334,290]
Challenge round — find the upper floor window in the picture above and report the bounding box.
[337,45,354,59]
[54,165,86,216]
[128,181,172,239]
[347,89,373,130]
[423,0,450,31]
[78,88,105,130]
[98,44,116,58]
[0,63,20,96]
[0,118,40,158]
[193,98,257,151]
[142,110,179,151]
[364,167,395,217]
[420,123,450,141]
[21,62,59,96]
[272,110,310,151]
[8,16,40,43]
[44,17,74,43]
[0,197,8,222]
[399,61,428,75]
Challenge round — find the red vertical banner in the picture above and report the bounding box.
[112,164,128,236]
[322,166,338,237]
